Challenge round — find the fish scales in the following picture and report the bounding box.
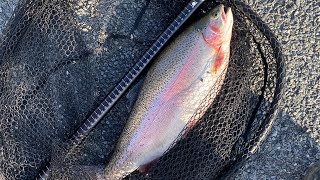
[106,4,233,179]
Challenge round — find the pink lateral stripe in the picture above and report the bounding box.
[161,37,202,102]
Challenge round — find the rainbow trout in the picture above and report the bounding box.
[105,4,233,179]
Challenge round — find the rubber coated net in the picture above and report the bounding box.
[0,0,285,179]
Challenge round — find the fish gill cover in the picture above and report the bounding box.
[0,0,285,180]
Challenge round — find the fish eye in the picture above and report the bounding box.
[212,13,219,19]
[212,11,219,19]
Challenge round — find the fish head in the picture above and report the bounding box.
[202,4,233,48]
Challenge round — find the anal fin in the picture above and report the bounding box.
[138,158,159,173]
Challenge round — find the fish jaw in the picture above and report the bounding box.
[203,4,233,76]
[203,5,233,49]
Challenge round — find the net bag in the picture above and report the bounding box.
[0,0,285,179]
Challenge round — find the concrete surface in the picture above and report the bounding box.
[235,0,320,179]
[0,0,319,179]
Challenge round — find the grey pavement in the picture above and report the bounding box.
[235,0,319,179]
[0,0,319,179]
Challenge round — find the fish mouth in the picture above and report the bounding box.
[220,5,226,20]
[220,4,231,20]
[224,6,230,14]
[225,7,231,15]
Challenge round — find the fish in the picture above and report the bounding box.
[105,4,234,179]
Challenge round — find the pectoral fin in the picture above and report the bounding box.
[126,78,145,112]
[212,47,225,74]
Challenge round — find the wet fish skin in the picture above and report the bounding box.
[105,4,233,179]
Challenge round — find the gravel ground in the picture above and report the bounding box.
[235,0,320,179]
[0,0,319,179]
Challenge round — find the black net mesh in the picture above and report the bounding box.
[0,0,285,180]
